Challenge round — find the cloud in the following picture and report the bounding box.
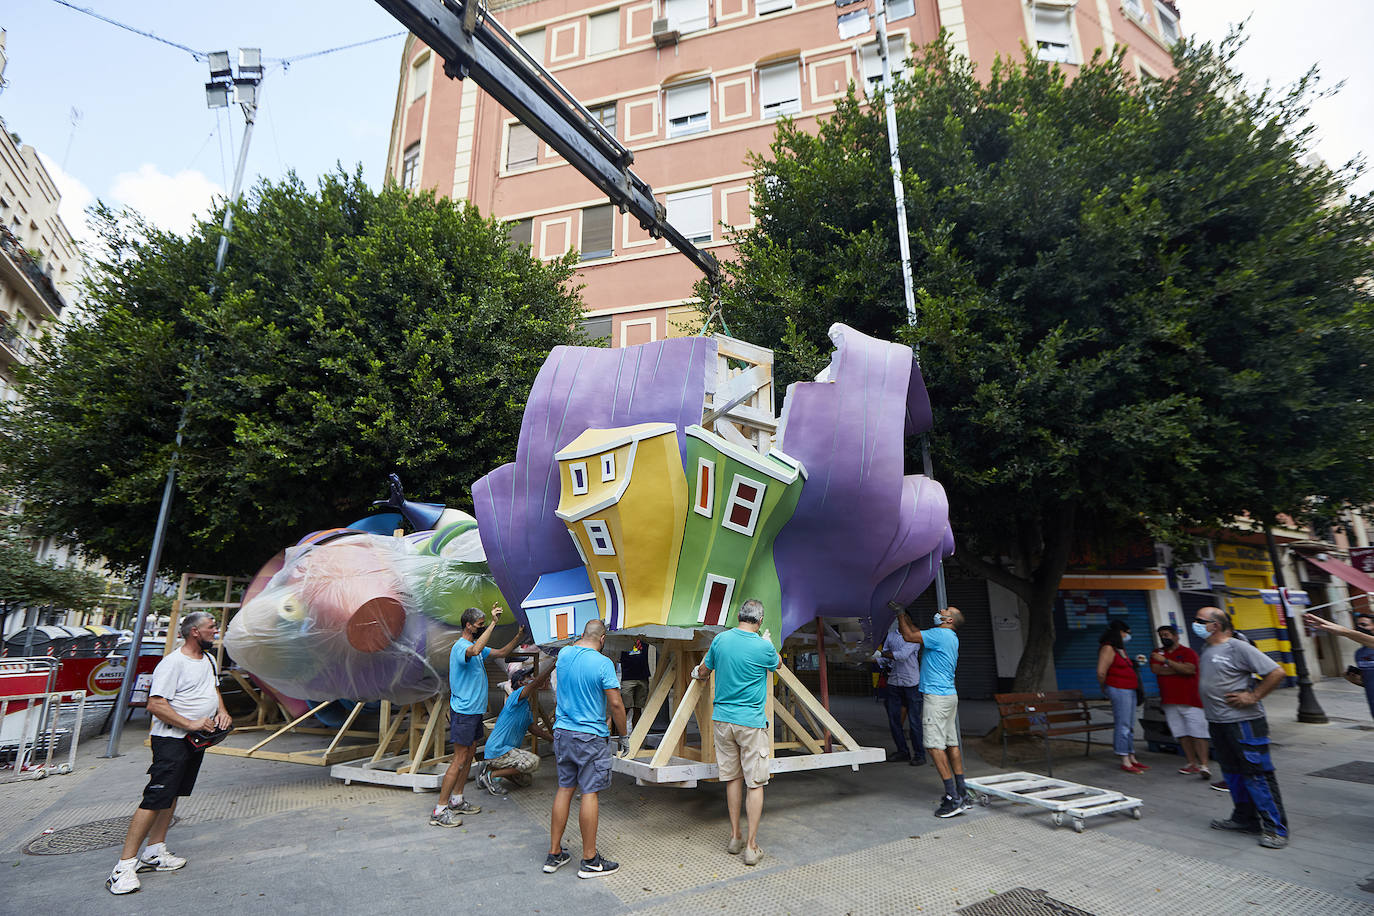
[36,152,98,249]
[109,164,223,236]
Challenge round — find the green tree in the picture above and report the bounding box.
[704,36,1374,688]
[0,525,110,631]
[1,170,587,577]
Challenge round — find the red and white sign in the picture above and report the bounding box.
[1349,547,1374,574]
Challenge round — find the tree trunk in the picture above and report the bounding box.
[1010,504,1077,692]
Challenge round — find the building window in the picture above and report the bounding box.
[698,574,736,625]
[568,527,590,564]
[401,142,420,190]
[506,123,538,171]
[886,0,914,21]
[664,0,709,34]
[721,473,766,537]
[756,0,792,15]
[507,218,533,251]
[584,519,615,555]
[1154,1,1179,43]
[1032,6,1074,63]
[599,572,625,629]
[549,605,575,640]
[694,458,715,518]
[410,53,431,103]
[580,315,612,345]
[861,37,908,93]
[517,28,546,64]
[759,61,801,118]
[589,101,617,138]
[580,204,613,260]
[665,81,710,137]
[1122,0,1146,21]
[600,453,616,482]
[666,187,713,243]
[588,9,620,55]
[570,461,589,495]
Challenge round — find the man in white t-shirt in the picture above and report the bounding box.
[106,611,230,896]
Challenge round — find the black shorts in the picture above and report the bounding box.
[141,736,205,810]
[450,711,485,747]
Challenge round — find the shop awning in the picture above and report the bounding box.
[1301,554,1374,596]
[1058,572,1167,591]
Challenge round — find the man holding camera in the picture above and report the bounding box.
[107,611,231,896]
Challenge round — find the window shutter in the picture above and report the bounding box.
[410,55,431,102]
[666,81,710,136]
[1034,8,1073,62]
[666,188,713,242]
[580,205,613,260]
[517,28,546,64]
[862,38,907,90]
[755,0,793,14]
[588,10,620,55]
[506,123,538,170]
[507,218,533,250]
[886,0,914,21]
[759,61,800,117]
[665,0,709,33]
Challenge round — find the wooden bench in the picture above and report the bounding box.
[994,690,1116,776]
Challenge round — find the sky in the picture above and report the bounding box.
[1,0,1371,246]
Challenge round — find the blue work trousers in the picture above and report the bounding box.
[1209,718,1287,836]
[885,684,924,759]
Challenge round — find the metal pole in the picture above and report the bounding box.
[102,87,261,758]
[1262,529,1327,724]
[874,1,947,610]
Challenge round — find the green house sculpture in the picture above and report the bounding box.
[666,424,806,645]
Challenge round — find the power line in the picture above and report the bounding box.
[271,32,406,68]
[46,0,206,60]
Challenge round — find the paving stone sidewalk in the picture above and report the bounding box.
[2,678,1370,915]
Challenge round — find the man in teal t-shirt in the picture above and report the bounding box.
[477,664,554,797]
[896,604,967,819]
[693,598,780,867]
[431,603,524,828]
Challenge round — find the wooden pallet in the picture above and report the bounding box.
[611,635,884,788]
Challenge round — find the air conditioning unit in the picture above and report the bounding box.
[652,18,679,47]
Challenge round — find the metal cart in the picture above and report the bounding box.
[965,771,1143,833]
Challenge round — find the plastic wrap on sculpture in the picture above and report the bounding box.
[773,323,955,642]
[472,337,717,632]
[394,519,510,628]
[225,534,441,704]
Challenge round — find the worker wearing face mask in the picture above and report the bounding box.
[1098,619,1146,773]
[1150,625,1210,779]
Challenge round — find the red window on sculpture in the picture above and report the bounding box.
[700,577,735,626]
[721,474,765,537]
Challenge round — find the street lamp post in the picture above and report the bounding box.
[102,50,264,757]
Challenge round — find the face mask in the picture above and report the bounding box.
[933,612,944,627]
[1160,638,1175,648]
[1191,621,1210,638]
[1121,634,1132,644]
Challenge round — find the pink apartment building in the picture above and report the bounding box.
[384,0,1180,347]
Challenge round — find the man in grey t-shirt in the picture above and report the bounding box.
[1194,606,1288,848]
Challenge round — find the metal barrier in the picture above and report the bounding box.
[1,657,86,781]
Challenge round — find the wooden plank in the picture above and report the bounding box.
[712,418,754,450]
[651,673,703,768]
[774,664,861,751]
[773,702,825,755]
[695,669,715,765]
[400,698,444,775]
[246,700,334,754]
[713,335,775,367]
[323,700,366,758]
[371,705,409,764]
[625,653,677,759]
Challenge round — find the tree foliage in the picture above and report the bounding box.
[703,36,1374,687]
[0,526,109,616]
[1,170,587,577]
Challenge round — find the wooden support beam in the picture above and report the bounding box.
[246,699,333,755]
[371,705,409,764]
[775,664,861,752]
[651,673,703,768]
[322,700,366,758]
[773,701,825,755]
[624,653,677,759]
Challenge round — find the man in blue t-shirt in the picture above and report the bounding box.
[431,603,525,828]
[1306,612,1374,719]
[692,598,781,867]
[545,619,626,879]
[896,603,968,819]
[477,664,555,797]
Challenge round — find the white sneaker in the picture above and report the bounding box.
[106,866,140,895]
[137,849,187,872]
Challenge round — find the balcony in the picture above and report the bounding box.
[0,224,66,320]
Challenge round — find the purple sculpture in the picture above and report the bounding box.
[773,324,954,639]
[472,337,717,627]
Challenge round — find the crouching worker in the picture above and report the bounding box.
[107,611,231,895]
[477,664,555,796]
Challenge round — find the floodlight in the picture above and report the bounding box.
[238,47,263,75]
[208,50,232,79]
[234,78,259,106]
[205,81,230,109]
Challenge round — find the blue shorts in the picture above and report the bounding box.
[554,728,612,793]
[450,711,485,747]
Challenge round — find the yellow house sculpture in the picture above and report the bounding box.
[554,422,687,629]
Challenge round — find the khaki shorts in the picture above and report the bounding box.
[922,693,960,749]
[487,746,539,786]
[620,679,649,708]
[714,721,771,788]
